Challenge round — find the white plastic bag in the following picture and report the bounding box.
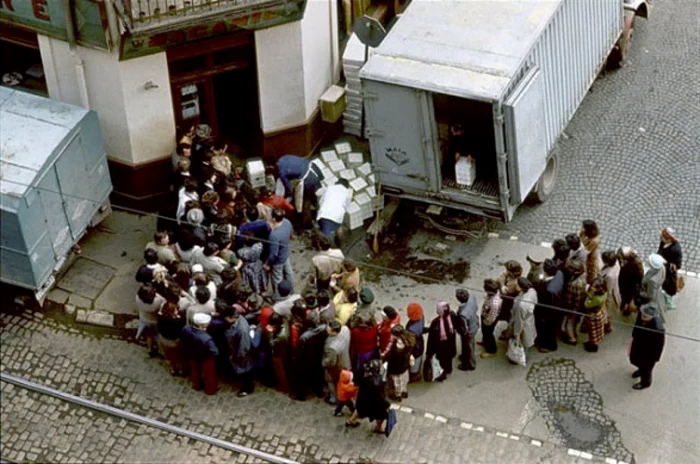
[430,357,444,381]
[506,338,527,367]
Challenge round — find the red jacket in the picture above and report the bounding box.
[351,325,379,361]
[336,369,359,402]
[378,315,401,353]
[262,195,295,215]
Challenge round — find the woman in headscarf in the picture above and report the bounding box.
[657,227,683,309]
[237,232,267,294]
[345,359,390,433]
[600,251,621,333]
[498,260,523,339]
[639,254,669,322]
[580,220,601,285]
[425,301,460,382]
[583,277,608,353]
[617,247,644,316]
[406,303,426,382]
[381,325,415,401]
[510,277,538,360]
[350,311,379,374]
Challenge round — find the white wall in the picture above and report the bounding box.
[255,21,305,133]
[256,0,340,132]
[301,0,337,119]
[37,36,175,165]
[119,53,176,164]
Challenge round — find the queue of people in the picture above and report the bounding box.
[135,125,683,438]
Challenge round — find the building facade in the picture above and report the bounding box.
[1,0,365,209]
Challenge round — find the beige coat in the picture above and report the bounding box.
[600,263,621,315]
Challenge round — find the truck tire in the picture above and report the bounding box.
[532,154,558,203]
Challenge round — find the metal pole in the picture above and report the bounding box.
[0,372,298,464]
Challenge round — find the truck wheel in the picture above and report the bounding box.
[532,155,558,203]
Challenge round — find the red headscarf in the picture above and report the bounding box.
[407,303,424,322]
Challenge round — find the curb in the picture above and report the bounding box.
[390,403,630,464]
[486,233,700,278]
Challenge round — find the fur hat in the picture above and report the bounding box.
[193,313,211,326]
[648,253,665,270]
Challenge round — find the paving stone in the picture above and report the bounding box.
[67,294,93,309]
[45,291,66,308]
[74,309,88,323]
[85,311,114,328]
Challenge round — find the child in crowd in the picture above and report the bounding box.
[334,369,358,416]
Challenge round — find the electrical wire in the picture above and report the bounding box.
[1,177,696,342]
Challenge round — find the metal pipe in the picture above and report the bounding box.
[0,372,298,464]
[492,102,512,221]
[62,0,90,109]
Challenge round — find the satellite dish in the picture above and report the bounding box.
[353,10,388,48]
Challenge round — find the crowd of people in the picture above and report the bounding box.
[132,125,684,436]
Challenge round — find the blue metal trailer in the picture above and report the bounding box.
[0,87,112,299]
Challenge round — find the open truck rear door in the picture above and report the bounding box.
[364,80,438,193]
[504,68,548,207]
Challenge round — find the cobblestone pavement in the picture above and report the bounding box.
[0,311,596,464]
[490,0,700,271]
[0,383,248,464]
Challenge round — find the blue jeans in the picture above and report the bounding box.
[271,258,295,300]
[334,399,356,415]
[318,218,341,242]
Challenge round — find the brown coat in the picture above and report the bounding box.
[581,234,601,285]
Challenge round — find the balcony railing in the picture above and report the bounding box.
[114,0,273,31]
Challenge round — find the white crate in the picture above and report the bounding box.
[355,192,373,220]
[321,150,338,163]
[335,142,352,154]
[322,175,338,187]
[344,202,364,230]
[348,152,364,165]
[455,158,476,187]
[365,185,376,198]
[329,159,346,173]
[320,166,333,180]
[246,158,266,188]
[357,162,372,177]
[339,168,357,180]
[349,177,368,192]
[368,174,376,184]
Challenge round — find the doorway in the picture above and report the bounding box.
[167,33,260,155]
[0,24,48,96]
[432,93,499,196]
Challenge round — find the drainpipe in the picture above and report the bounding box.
[62,0,90,109]
[328,0,339,82]
[492,102,512,221]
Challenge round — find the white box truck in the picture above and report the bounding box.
[360,0,648,221]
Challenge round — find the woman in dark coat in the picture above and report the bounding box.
[629,303,665,390]
[617,247,645,316]
[657,227,682,305]
[425,301,460,382]
[406,303,426,382]
[345,359,390,433]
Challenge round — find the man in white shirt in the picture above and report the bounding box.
[316,179,352,245]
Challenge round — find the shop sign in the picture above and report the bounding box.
[0,0,109,49]
[119,0,307,60]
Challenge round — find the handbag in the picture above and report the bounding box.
[385,409,397,437]
[422,356,433,382]
[677,275,685,293]
[506,338,527,367]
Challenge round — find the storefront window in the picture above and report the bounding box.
[0,26,48,97]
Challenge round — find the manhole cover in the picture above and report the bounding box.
[57,257,116,300]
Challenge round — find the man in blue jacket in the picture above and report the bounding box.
[264,208,295,300]
[276,154,323,199]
